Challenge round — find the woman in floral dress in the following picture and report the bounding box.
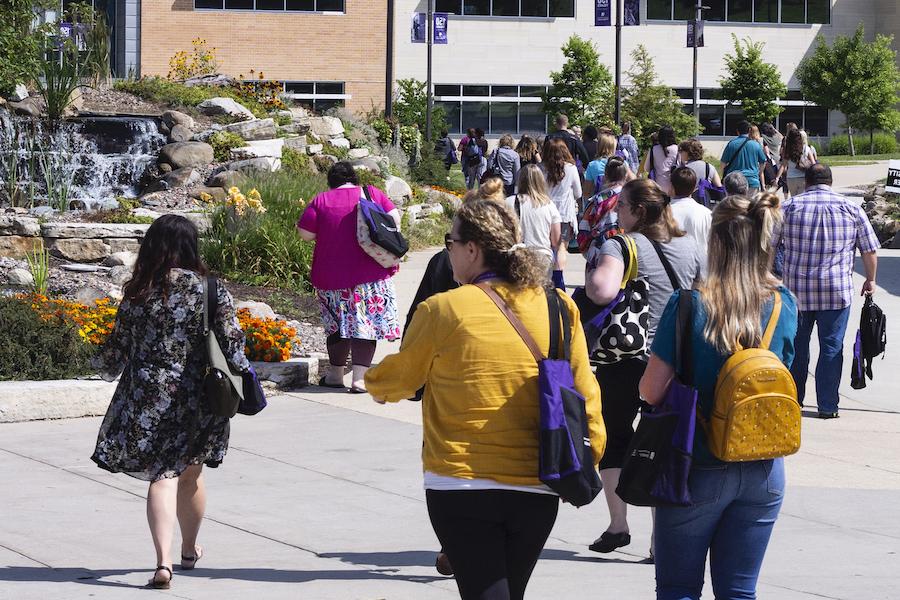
[91,214,249,590]
[297,161,402,393]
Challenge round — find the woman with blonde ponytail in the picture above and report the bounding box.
[367,200,605,600]
[639,193,798,599]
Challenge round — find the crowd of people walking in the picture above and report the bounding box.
[89,111,880,599]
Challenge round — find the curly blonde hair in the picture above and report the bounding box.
[455,200,549,289]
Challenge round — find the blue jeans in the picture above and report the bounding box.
[790,307,851,413]
[655,460,785,600]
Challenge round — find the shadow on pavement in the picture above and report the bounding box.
[318,550,436,567]
[539,548,652,565]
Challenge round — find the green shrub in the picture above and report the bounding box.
[355,168,386,192]
[0,297,94,381]
[406,211,453,251]
[114,77,271,118]
[369,117,393,147]
[281,146,311,175]
[201,170,327,290]
[84,209,155,224]
[323,142,349,160]
[209,130,245,163]
[275,113,293,126]
[826,133,898,156]
[410,144,450,186]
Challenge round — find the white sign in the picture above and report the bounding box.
[888,160,900,195]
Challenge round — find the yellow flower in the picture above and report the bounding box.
[228,186,240,195]
[199,191,213,203]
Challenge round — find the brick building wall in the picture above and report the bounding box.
[138,0,388,113]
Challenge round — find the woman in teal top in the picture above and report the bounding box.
[640,193,798,599]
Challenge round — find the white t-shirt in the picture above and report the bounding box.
[424,471,556,495]
[670,197,712,276]
[543,163,582,230]
[506,194,561,259]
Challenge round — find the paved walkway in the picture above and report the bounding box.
[2,166,899,599]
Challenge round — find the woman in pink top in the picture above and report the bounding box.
[297,162,402,393]
[641,125,679,196]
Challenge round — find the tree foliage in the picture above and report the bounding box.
[622,45,700,148]
[719,35,787,125]
[392,78,448,140]
[542,35,614,127]
[0,0,52,97]
[798,25,900,155]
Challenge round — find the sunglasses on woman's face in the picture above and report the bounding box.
[444,233,462,251]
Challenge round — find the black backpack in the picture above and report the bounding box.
[851,295,887,389]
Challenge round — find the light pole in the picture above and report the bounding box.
[691,2,708,127]
[425,0,434,142]
[614,0,622,126]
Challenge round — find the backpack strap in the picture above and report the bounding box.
[546,289,571,361]
[675,289,693,385]
[611,234,636,289]
[362,184,373,203]
[476,283,545,363]
[760,292,782,350]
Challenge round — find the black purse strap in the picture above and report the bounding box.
[362,184,373,203]
[203,275,217,336]
[546,289,571,361]
[675,289,693,385]
[649,239,681,292]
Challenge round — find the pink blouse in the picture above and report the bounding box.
[297,186,399,290]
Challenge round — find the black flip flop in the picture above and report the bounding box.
[348,386,367,394]
[319,377,346,389]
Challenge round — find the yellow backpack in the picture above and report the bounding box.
[704,292,801,462]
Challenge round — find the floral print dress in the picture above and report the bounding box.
[91,269,249,482]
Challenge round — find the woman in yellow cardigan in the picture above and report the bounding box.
[366,200,605,600]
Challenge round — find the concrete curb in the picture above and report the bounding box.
[0,358,318,423]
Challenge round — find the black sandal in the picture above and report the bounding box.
[588,531,631,554]
[318,376,346,389]
[180,546,203,570]
[147,565,172,589]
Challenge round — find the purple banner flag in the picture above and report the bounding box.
[624,0,640,25]
[595,0,611,26]
[434,12,448,44]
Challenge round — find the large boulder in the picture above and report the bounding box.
[158,142,214,170]
[235,300,277,320]
[348,148,370,159]
[168,124,193,143]
[227,157,280,174]
[183,74,236,88]
[278,122,311,135]
[7,268,34,287]
[231,138,284,160]
[329,137,351,149]
[0,216,40,237]
[282,136,307,152]
[160,110,195,130]
[306,144,323,155]
[50,239,111,262]
[197,97,254,121]
[9,96,44,117]
[0,236,42,259]
[105,251,138,269]
[207,170,242,189]
[351,157,382,172]
[222,118,277,141]
[190,186,227,203]
[308,116,344,137]
[163,167,201,188]
[385,175,413,206]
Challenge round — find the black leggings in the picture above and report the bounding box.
[595,357,647,470]
[326,333,376,367]
[426,489,559,600]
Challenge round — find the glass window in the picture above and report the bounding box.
[463,85,490,96]
[492,0,518,15]
[754,0,777,22]
[316,0,343,11]
[807,0,829,23]
[700,88,721,99]
[437,101,462,133]
[256,0,284,8]
[727,0,751,21]
[463,0,490,15]
[783,90,803,101]
[435,85,461,96]
[285,82,314,94]
[780,0,804,22]
[490,103,517,134]
[724,106,746,135]
[673,88,693,99]
[778,106,803,134]
[699,105,724,137]
[704,0,725,21]
[286,0,314,9]
[461,102,490,133]
[521,0,547,16]
[316,82,344,94]
[436,0,462,13]
[674,0,694,21]
[492,85,519,97]
[224,0,252,8]
[519,85,546,97]
[803,107,829,136]
[647,0,671,19]
[549,0,574,17]
[194,0,224,8]
[519,103,546,133]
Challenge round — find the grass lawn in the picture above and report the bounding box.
[819,153,899,167]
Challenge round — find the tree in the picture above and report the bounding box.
[392,78,448,140]
[719,35,787,125]
[798,25,900,156]
[621,45,699,148]
[0,1,52,96]
[542,35,614,127]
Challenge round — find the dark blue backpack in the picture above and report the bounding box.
[692,162,727,207]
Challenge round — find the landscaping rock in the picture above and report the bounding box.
[197,97,254,121]
[183,74,236,88]
[348,148,370,159]
[139,192,166,208]
[351,157,382,172]
[58,263,109,273]
[10,96,44,118]
[163,167,201,188]
[405,204,423,222]
[278,122,311,135]
[158,142,214,170]
[329,137,351,149]
[132,208,162,220]
[289,107,310,119]
[181,212,212,234]
[308,116,344,137]
[0,235,43,259]
[228,157,281,173]
[9,84,29,102]
[109,265,132,286]
[158,163,173,174]
[0,216,40,237]
[108,238,141,254]
[385,175,413,206]
[0,380,117,423]
[231,138,284,160]
[283,136,307,151]
[94,198,121,212]
[307,144,324,155]
[168,124,193,143]
[7,268,34,286]
[222,118,277,141]
[236,300,277,320]
[42,222,150,239]
[190,186,227,203]
[313,155,338,171]
[105,251,138,268]
[207,170,242,189]
[251,358,317,389]
[73,286,108,304]
[50,239,111,262]
[160,110,195,131]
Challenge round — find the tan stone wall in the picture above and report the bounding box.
[139,0,388,113]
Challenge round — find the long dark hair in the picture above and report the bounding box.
[123,214,207,303]
[542,138,574,186]
[657,125,677,149]
[784,128,805,163]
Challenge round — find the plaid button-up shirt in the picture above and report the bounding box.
[773,185,879,312]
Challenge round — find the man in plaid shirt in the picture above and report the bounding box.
[772,164,879,418]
